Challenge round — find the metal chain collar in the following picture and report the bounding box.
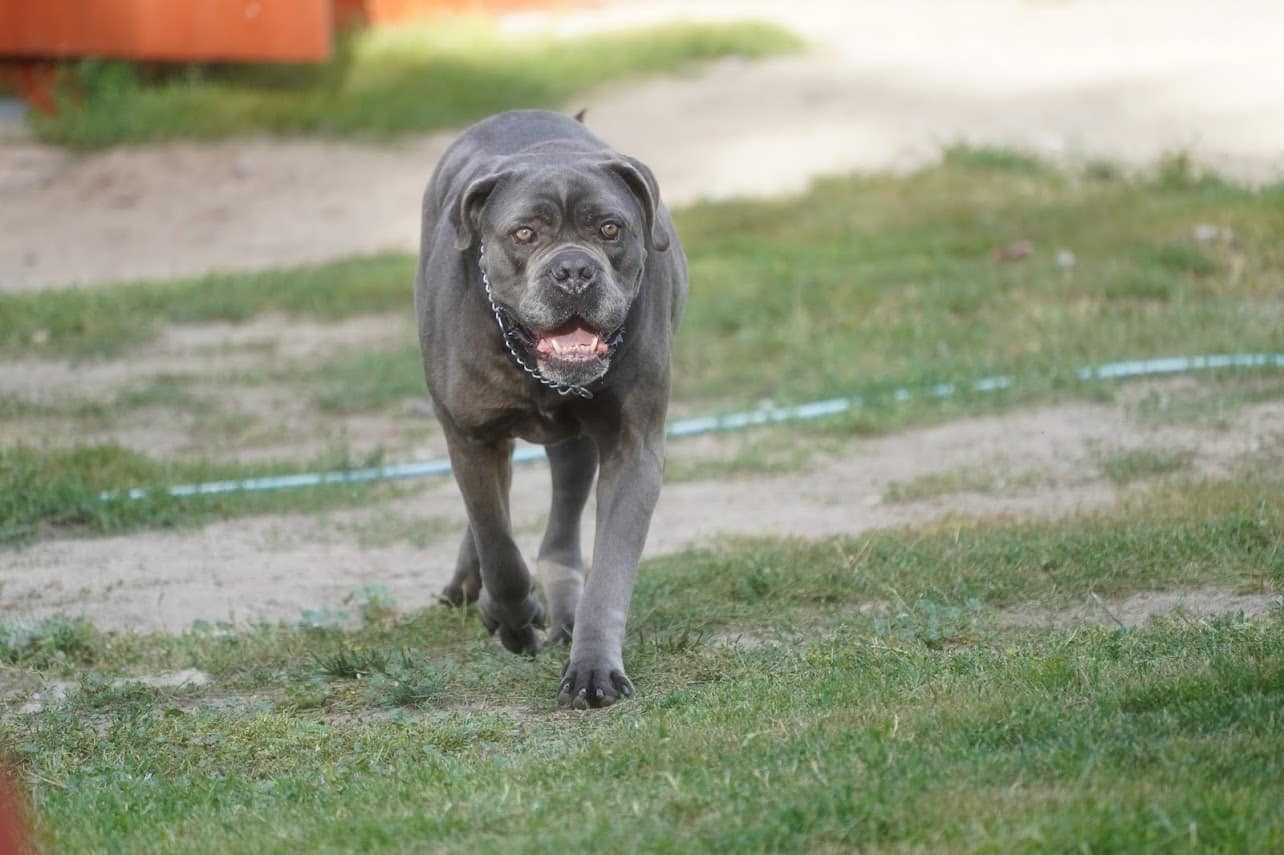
[478,242,598,399]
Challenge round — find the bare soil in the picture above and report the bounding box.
[999,589,1282,630]
[4,0,1284,291]
[3,391,1279,632]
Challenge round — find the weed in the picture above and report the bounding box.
[0,618,100,669]
[314,646,392,680]
[364,653,446,708]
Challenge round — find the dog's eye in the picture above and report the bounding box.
[512,227,536,244]
[599,222,620,241]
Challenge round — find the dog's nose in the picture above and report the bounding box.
[547,249,598,294]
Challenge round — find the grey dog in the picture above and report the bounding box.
[415,110,687,708]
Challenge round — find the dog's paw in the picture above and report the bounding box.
[557,657,634,709]
[478,589,546,656]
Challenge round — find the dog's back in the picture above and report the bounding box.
[450,109,604,159]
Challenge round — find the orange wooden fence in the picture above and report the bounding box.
[0,0,589,62]
[0,0,333,62]
[0,0,584,110]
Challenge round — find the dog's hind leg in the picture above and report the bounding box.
[439,525,482,607]
[538,435,598,645]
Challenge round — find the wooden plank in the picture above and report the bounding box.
[0,0,333,63]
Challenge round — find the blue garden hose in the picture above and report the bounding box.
[103,353,1284,501]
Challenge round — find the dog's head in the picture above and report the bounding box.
[453,156,668,388]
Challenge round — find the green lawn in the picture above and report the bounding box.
[31,20,803,148]
[670,149,1283,405]
[5,149,1280,381]
[8,33,1284,847]
[3,477,1281,851]
[0,254,413,359]
[0,444,400,546]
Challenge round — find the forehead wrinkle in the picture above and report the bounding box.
[563,172,638,224]
[503,196,560,226]
[502,169,637,228]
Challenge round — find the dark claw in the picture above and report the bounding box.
[556,663,635,709]
[611,670,634,698]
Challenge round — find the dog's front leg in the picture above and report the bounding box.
[445,431,545,654]
[559,415,664,708]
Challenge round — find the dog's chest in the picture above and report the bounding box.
[512,406,581,445]
[457,398,582,447]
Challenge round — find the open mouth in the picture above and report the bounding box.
[534,319,611,364]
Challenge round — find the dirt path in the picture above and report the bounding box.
[3,0,1284,291]
[5,391,1280,632]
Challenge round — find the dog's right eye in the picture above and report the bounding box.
[512,227,536,244]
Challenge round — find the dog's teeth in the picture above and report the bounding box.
[551,339,563,354]
[590,336,600,352]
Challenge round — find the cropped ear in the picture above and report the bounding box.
[453,171,508,251]
[603,157,670,252]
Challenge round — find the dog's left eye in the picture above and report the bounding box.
[599,222,620,241]
[512,227,536,244]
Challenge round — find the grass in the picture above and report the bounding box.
[668,151,1284,405]
[1098,448,1194,486]
[637,479,1283,627]
[31,20,803,148]
[2,477,1282,851]
[0,253,413,359]
[5,151,1284,541]
[311,346,426,415]
[4,145,1283,847]
[664,429,840,482]
[882,464,1045,503]
[1129,374,1284,428]
[0,444,402,545]
[5,151,1281,395]
[0,376,215,424]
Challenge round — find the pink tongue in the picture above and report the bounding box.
[550,326,597,348]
